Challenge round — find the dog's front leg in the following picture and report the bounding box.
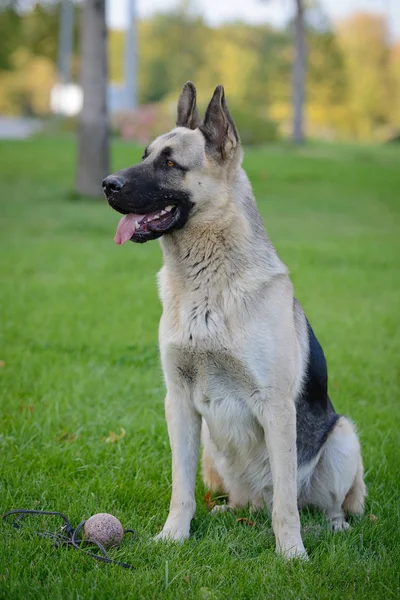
[265,398,306,558]
[155,390,201,542]
[251,393,307,559]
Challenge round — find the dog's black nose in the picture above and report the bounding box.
[102,175,125,196]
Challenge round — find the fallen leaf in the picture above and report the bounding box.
[56,431,76,442]
[203,491,216,511]
[104,427,126,443]
[19,405,34,413]
[368,513,379,522]
[236,517,257,527]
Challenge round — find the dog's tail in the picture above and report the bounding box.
[343,454,367,514]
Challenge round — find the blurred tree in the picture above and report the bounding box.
[21,3,61,61]
[389,43,400,130]
[261,0,306,143]
[130,14,291,116]
[292,0,306,143]
[139,10,207,104]
[57,0,75,84]
[0,49,56,115]
[108,29,124,84]
[195,24,260,105]
[306,24,348,137]
[239,25,291,113]
[338,12,393,139]
[0,7,22,70]
[76,0,109,197]
[0,1,80,70]
[0,2,63,114]
[1,2,399,142]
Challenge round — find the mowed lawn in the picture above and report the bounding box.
[0,135,399,600]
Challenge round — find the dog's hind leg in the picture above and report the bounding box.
[305,416,366,531]
[342,452,366,517]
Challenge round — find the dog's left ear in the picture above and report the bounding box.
[200,85,239,160]
[176,81,201,130]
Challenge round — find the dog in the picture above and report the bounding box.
[102,82,366,558]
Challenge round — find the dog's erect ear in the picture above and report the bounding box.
[176,81,201,130]
[200,85,239,160]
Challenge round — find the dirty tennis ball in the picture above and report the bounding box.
[83,513,124,548]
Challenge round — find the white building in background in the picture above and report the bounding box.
[50,83,83,117]
[50,83,131,117]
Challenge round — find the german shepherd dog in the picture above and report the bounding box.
[102,82,366,558]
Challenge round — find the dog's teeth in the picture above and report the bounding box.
[135,221,140,230]
[165,205,173,212]
[160,210,166,216]
[153,214,160,220]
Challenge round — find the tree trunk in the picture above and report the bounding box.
[76,0,109,197]
[292,0,306,144]
[57,0,74,85]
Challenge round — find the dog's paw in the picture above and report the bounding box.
[331,520,352,532]
[210,504,232,514]
[276,539,308,560]
[279,545,309,560]
[154,525,190,543]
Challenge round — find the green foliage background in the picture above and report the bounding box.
[1,2,400,141]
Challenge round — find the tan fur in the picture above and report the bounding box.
[343,454,367,515]
[202,448,225,493]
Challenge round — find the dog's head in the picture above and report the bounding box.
[103,82,241,244]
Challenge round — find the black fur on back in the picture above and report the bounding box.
[296,318,339,465]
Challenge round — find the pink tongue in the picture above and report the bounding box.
[114,213,142,245]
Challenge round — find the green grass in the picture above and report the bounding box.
[0,135,399,599]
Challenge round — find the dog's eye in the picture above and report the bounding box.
[166,160,175,167]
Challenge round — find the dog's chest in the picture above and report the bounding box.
[158,264,252,350]
[170,297,230,349]
[181,349,265,453]
[159,268,274,452]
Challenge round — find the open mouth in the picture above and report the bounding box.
[114,205,179,244]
